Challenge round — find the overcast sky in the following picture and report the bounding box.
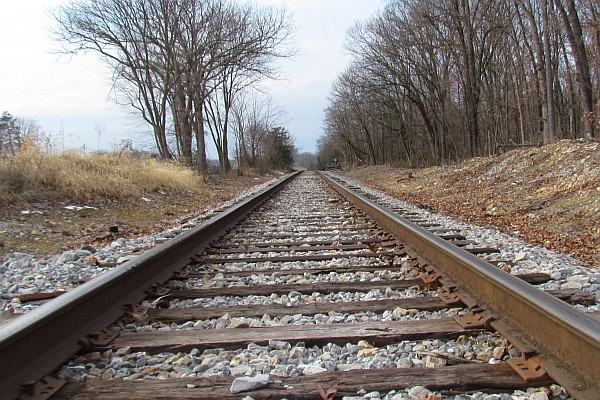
[0,0,383,155]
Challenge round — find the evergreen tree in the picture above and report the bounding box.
[267,127,295,170]
[0,112,21,157]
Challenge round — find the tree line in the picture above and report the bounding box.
[0,112,42,158]
[318,0,599,168]
[53,0,295,173]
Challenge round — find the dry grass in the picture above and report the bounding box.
[0,145,275,257]
[0,145,205,205]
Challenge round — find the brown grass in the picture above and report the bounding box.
[0,145,205,205]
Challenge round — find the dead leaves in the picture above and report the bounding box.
[315,382,338,400]
[345,140,600,266]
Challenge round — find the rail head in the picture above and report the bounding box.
[318,171,600,399]
[0,171,300,399]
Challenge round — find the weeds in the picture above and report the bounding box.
[0,145,205,205]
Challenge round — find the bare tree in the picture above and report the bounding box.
[322,0,599,169]
[554,0,596,139]
[514,0,557,143]
[53,0,294,172]
[0,112,41,157]
[231,90,284,170]
[53,0,179,160]
[204,3,294,173]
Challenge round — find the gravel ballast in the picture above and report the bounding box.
[3,172,594,399]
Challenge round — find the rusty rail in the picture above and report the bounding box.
[319,172,600,400]
[0,172,299,399]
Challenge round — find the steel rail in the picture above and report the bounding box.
[319,172,600,399]
[0,171,299,399]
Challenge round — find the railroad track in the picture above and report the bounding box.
[1,171,599,399]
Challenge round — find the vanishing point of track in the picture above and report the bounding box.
[0,171,599,399]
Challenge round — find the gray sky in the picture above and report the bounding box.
[0,0,383,155]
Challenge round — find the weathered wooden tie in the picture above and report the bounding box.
[210,238,390,249]
[107,318,486,354]
[205,241,397,255]
[55,363,554,399]
[194,251,402,265]
[164,279,424,299]
[148,297,450,323]
[163,273,555,300]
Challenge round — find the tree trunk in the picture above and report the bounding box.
[541,0,557,142]
[451,0,481,157]
[515,0,553,143]
[172,88,194,167]
[194,106,209,174]
[554,0,595,139]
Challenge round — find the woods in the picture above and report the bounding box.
[53,0,294,173]
[319,0,599,168]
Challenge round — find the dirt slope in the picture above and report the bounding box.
[344,140,600,267]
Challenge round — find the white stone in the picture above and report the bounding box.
[528,392,549,400]
[407,386,431,400]
[337,363,363,371]
[230,374,270,394]
[301,365,327,375]
[396,358,412,368]
[561,281,583,290]
[566,274,589,284]
[514,252,527,262]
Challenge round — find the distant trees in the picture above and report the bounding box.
[295,152,318,170]
[554,0,596,140]
[0,112,20,157]
[0,112,41,157]
[320,0,599,168]
[53,0,294,173]
[229,90,295,172]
